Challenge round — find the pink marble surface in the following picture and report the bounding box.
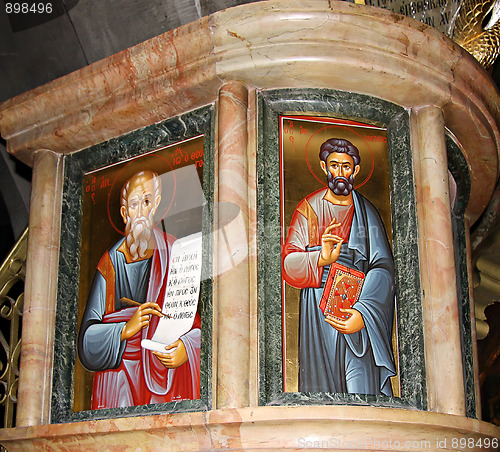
[0,406,499,451]
[216,82,251,409]
[0,16,217,165]
[411,106,466,415]
[246,88,259,407]
[17,151,63,426]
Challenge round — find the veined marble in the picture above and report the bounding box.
[0,0,497,225]
[0,0,499,449]
[0,406,499,451]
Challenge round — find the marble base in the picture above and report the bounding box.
[0,406,499,451]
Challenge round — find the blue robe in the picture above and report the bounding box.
[78,239,152,372]
[78,229,201,409]
[283,189,396,395]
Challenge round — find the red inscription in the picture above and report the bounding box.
[364,135,387,143]
[172,146,204,168]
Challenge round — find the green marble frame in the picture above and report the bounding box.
[51,104,215,423]
[447,134,476,418]
[257,89,426,409]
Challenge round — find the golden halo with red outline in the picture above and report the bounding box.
[106,154,177,235]
[304,124,375,189]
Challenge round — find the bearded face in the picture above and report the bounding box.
[125,211,154,261]
[327,171,354,196]
[120,172,161,262]
[320,151,359,197]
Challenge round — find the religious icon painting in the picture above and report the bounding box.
[52,106,213,423]
[75,136,205,412]
[279,115,400,397]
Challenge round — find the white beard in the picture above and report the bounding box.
[125,214,153,261]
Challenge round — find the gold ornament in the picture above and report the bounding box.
[452,0,500,69]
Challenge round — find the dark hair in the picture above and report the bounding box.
[319,138,361,167]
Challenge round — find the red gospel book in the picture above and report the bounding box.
[319,263,365,320]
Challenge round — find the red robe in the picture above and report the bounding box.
[80,228,201,409]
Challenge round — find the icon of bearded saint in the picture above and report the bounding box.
[282,138,396,396]
[78,170,201,410]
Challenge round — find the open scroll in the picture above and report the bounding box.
[141,232,202,353]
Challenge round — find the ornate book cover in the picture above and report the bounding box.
[319,263,365,320]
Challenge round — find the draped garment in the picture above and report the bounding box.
[282,188,396,395]
[78,228,201,409]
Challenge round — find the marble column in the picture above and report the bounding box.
[246,88,259,407]
[16,150,63,426]
[410,106,466,416]
[216,82,250,409]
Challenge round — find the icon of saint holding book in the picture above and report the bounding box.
[282,138,396,395]
[78,170,201,409]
